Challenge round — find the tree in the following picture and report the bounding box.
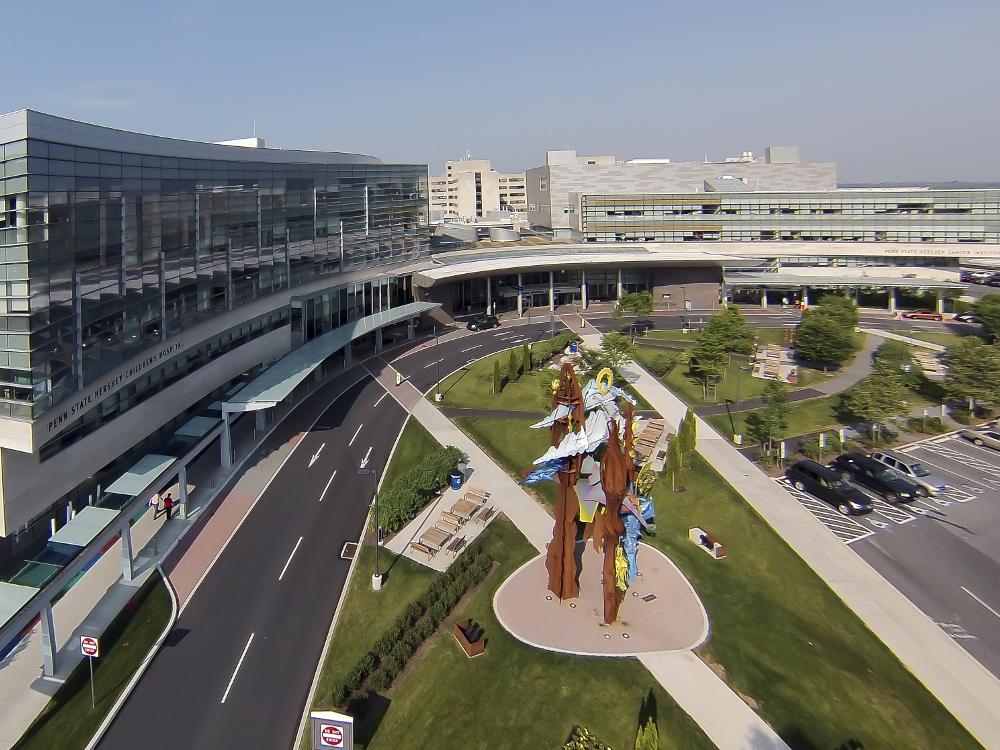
[507,347,519,382]
[492,359,502,394]
[667,436,683,491]
[522,341,531,374]
[838,373,907,443]
[704,307,754,354]
[678,410,697,467]
[688,333,728,399]
[814,294,859,328]
[943,337,1000,410]
[744,380,790,452]
[614,290,654,319]
[634,716,658,750]
[795,309,857,369]
[973,294,1000,338]
[600,332,637,372]
[874,340,921,390]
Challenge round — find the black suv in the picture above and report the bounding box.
[832,452,920,503]
[466,315,500,331]
[785,460,873,515]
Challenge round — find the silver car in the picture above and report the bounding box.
[870,450,948,496]
[961,428,1000,450]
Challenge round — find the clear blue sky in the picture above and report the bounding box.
[4,0,999,181]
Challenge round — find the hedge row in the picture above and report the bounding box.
[527,331,580,372]
[328,545,495,707]
[377,445,463,534]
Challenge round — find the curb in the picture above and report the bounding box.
[83,565,178,750]
[292,413,410,750]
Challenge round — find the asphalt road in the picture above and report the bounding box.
[781,431,1000,678]
[98,376,406,750]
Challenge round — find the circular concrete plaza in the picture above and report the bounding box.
[493,542,708,657]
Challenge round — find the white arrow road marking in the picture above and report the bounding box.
[221,633,255,704]
[278,536,303,581]
[962,586,1000,620]
[373,392,388,407]
[319,470,337,502]
[309,443,325,467]
[360,446,373,469]
[349,424,363,446]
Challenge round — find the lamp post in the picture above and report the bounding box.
[357,467,382,590]
[434,324,442,401]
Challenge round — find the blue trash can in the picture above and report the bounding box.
[569,341,579,354]
[449,471,463,491]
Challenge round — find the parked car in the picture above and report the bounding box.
[466,314,500,331]
[870,450,948,496]
[961,428,1000,450]
[987,276,1000,288]
[785,460,874,515]
[831,452,920,503]
[953,312,980,323]
[901,311,943,321]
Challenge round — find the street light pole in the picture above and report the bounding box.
[357,467,381,590]
[434,324,442,401]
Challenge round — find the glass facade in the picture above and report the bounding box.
[0,135,429,421]
[580,190,1000,244]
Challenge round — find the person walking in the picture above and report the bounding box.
[148,492,162,518]
[162,492,174,521]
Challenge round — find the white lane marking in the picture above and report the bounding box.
[309,443,325,467]
[461,345,483,353]
[424,358,445,369]
[373,392,388,407]
[349,424,363,446]
[962,586,1000,620]
[278,536,304,582]
[902,452,994,491]
[360,445,373,469]
[221,633,255,704]
[319,470,337,502]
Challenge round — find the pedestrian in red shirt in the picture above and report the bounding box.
[162,492,174,521]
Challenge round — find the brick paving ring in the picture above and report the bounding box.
[493,542,709,657]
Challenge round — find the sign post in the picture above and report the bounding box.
[80,635,99,709]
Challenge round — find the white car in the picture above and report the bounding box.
[870,450,948,497]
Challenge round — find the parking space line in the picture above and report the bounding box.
[903,451,998,492]
[775,479,874,544]
[962,586,1000,621]
[917,443,1000,477]
[944,436,1000,464]
[870,498,916,524]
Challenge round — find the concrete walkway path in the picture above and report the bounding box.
[860,327,947,352]
[409,395,791,749]
[589,334,1000,748]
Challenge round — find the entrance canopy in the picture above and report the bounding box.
[48,506,121,548]
[223,301,439,413]
[723,272,964,291]
[104,454,177,497]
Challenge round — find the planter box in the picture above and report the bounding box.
[454,618,486,657]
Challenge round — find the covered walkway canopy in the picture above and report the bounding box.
[222,300,439,413]
[722,271,964,291]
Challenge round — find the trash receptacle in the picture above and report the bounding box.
[569,341,579,354]
[449,471,463,491]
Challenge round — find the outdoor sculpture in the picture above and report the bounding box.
[524,360,657,624]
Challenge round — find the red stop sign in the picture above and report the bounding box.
[320,724,343,747]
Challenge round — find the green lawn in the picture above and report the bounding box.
[14,576,171,750]
[438,348,654,412]
[382,418,442,488]
[644,455,977,749]
[309,517,714,750]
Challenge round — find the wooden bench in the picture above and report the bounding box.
[688,526,726,559]
[409,541,434,558]
[466,485,491,500]
[436,518,461,534]
[476,506,496,526]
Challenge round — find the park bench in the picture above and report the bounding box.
[409,541,434,558]
[688,527,726,559]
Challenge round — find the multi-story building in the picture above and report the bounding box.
[0,110,430,564]
[428,157,526,221]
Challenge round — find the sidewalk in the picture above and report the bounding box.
[597,335,1000,748]
[860,327,947,352]
[407,394,790,750]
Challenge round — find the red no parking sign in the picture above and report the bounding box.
[320,724,344,747]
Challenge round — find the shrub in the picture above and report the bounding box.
[329,682,348,707]
[951,408,973,425]
[378,445,463,533]
[358,651,376,675]
[345,665,366,694]
[404,629,422,652]
[507,347,519,382]
[429,600,448,624]
[563,725,611,750]
[391,640,411,664]
[403,600,423,625]
[367,668,388,693]
[374,630,397,657]
[416,617,435,639]
[649,352,675,377]
[907,415,945,434]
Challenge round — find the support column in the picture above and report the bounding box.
[120,525,134,583]
[178,464,189,521]
[313,365,324,384]
[344,345,353,368]
[221,411,232,469]
[801,286,809,308]
[548,271,555,311]
[760,289,768,308]
[407,318,415,340]
[616,268,623,299]
[40,603,57,677]
[853,287,860,305]
[517,273,524,317]
[936,290,945,314]
[485,276,493,315]
[256,410,266,433]
[375,327,383,353]
[888,287,897,314]
[580,270,588,310]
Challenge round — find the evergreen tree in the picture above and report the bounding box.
[634,716,658,750]
[507,347,519,383]
[493,359,502,394]
[522,341,531,373]
[667,436,683,492]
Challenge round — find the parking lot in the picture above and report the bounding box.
[776,430,1000,678]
